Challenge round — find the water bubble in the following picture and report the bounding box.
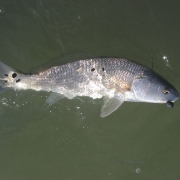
[135,167,141,174]
[163,56,167,60]
[0,7,5,14]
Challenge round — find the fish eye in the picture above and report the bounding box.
[163,89,170,94]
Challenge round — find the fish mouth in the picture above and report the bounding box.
[168,91,179,103]
[166,92,179,107]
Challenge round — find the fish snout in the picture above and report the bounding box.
[166,88,179,108]
[170,88,179,102]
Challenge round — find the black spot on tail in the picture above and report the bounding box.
[16,79,20,83]
[102,67,105,71]
[91,68,95,72]
[4,80,7,83]
[12,73,17,78]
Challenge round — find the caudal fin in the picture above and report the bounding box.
[0,61,17,93]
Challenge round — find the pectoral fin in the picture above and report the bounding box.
[46,93,64,106]
[100,97,124,118]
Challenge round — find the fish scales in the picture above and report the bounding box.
[0,57,178,117]
[12,58,146,99]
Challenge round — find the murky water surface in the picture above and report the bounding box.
[0,1,180,179]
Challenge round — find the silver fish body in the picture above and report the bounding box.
[0,58,179,117]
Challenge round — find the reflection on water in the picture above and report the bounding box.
[0,0,180,180]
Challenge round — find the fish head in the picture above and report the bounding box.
[131,72,179,104]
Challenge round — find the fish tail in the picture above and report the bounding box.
[0,61,18,93]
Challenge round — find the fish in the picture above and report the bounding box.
[0,57,179,117]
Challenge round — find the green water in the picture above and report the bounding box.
[0,1,180,179]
